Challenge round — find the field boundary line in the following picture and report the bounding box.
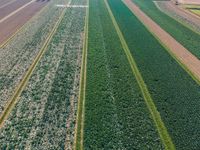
[0,7,67,128]
[104,0,175,149]
[125,0,200,85]
[0,1,49,48]
[73,0,89,149]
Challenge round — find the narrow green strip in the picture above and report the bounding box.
[73,1,89,149]
[104,0,175,149]
[125,0,200,85]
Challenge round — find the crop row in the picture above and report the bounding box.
[155,1,200,34]
[108,0,200,149]
[83,0,163,149]
[0,0,69,114]
[0,0,86,149]
[133,0,200,59]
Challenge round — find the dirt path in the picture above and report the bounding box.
[155,1,200,31]
[123,0,200,82]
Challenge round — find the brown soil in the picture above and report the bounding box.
[0,0,33,20]
[0,1,47,45]
[123,0,200,81]
[157,1,200,27]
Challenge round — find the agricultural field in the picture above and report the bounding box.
[108,0,200,149]
[0,0,200,149]
[155,1,200,34]
[184,4,200,16]
[133,0,200,59]
[0,0,86,149]
[80,0,164,149]
[0,0,66,115]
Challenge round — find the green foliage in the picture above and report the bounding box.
[0,2,86,149]
[108,0,200,149]
[84,0,163,149]
[133,0,200,59]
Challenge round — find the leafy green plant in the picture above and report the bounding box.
[83,0,163,149]
[108,0,200,148]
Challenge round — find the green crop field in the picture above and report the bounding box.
[0,0,200,149]
[108,0,200,149]
[82,0,164,149]
[133,0,200,60]
[0,0,86,149]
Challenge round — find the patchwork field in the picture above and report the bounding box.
[184,4,200,16]
[0,0,200,149]
[155,1,200,33]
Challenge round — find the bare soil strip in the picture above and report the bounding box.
[0,0,16,9]
[0,0,14,6]
[0,0,33,20]
[154,1,200,34]
[0,0,35,23]
[124,0,200,83]
[0,1,47,46]
[0,7,67,128]
[105,0,175,149]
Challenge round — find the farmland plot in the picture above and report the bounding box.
[133,0,200,59]
[83,0,163,149]
[0,0,70,115]
[0,0,86,149]
[155,1,200,34]
[108,0,200,149]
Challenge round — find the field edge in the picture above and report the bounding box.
[105,0,175,149]
[73,0,89,149]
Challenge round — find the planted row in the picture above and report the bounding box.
[133,0,200,59]
[83,0,163,149]
[0,0,86,149]
[0,0,69,114]
[108,0,200,149]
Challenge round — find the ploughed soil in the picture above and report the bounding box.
[123,0,200,81]
[0,0,47,45]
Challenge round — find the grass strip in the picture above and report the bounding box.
[73,1,89,149]
[104,0,175,149]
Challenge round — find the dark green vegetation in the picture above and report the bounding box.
[84,0,164,149]
[108,0,200,149]
[133,0,200,59]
